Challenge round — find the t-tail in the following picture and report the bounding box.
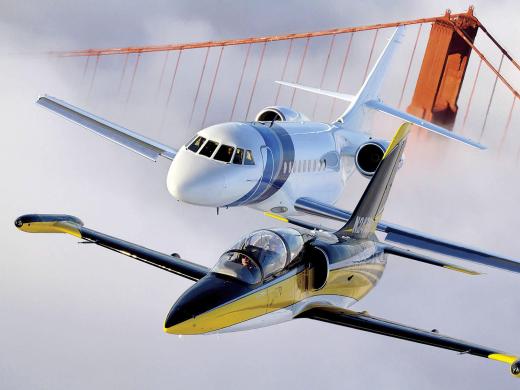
[277,26,485,150]
[335,122,410,240]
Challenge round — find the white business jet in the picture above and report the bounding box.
[37,27,483,218]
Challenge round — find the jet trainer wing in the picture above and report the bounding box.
[298,307,520,377]
[291,197,520,274]
[264,212,479,275]
[15,214,208,281]
[36,95,177,161]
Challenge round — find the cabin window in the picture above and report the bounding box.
[233,148,244,165]
[244,149,255,165]
[214,144,235,163]
[199,140,219,157]
[187,136,206,153]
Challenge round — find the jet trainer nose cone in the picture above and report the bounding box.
[164,302,193,331]
[164,274,250,334]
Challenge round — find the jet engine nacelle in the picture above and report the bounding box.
[255,106,309,122]
[355,139,390,178]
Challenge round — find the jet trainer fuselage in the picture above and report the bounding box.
[17,122,520,378]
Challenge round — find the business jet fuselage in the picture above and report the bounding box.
[168,119,369,215]
[36,27,483,218]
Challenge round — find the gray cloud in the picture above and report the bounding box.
[2,1,520,389]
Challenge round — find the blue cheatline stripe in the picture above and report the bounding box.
[226,123,295,207]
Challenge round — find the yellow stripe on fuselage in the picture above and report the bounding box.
[263,212,289,223]
[165,262,385,335]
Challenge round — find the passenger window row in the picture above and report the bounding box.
[283,159,326,174]
[187,136,255,165]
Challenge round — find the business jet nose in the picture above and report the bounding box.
[167,154,233,206]
[169,169,228,206]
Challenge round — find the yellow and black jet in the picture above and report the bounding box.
[15,123,520,377]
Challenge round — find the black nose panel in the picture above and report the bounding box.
[165,274,252,329]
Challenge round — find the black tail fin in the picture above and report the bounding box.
[335,122,411,240]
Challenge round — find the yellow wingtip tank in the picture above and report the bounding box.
[488,354,520,377]
[14,214,83,238]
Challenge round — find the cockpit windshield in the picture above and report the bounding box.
[212,230,288,284]
[213,251,262,284]
[185,135,255,165]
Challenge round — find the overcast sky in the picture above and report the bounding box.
[2,1,520,389]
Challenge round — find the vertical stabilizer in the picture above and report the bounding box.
[337,26,405,126]
[335,122,410,240]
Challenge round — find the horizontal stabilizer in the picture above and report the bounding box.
[382,223,520,274]
[15,214,207,281]
[293,197,520,274]
[365,100,485,150]
[298,307,519,377]
[37,95,177,161]
[275,81,356,102]
[382,243,479,275]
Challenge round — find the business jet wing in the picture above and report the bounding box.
[15,214,207,281]
[36,95,177,161]
[298,307,520,377]
[269,197,520,274]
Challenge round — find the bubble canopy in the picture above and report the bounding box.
[212,229,304,284]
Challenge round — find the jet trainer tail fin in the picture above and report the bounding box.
[335,122,410,240]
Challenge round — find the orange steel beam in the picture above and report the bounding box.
[479,23,520,73]
[51,12,473,57]
[448,20,520,99]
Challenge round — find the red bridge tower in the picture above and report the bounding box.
[407,7,479,128]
